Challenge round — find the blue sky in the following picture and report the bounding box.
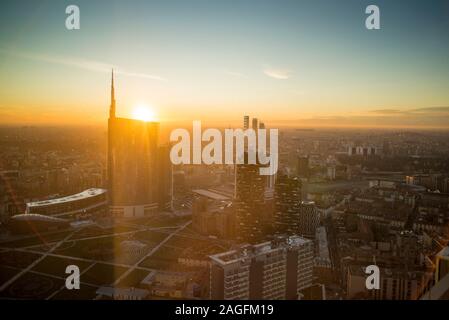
[1,0,449,127]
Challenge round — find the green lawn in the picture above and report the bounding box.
[0,272,64,299]
[0,265,21,286]
[0,230,73,248]
[0,250,41,268]
[32,255,92,277]
[81,263,128,286]
[116,268,150,287]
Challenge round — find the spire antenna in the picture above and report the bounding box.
[109,68,116,118]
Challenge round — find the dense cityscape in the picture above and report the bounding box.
[1,75,448,300]
[1,0,449,306]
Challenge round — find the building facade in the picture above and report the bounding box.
[209,236,314,300]
[107,71,172,217]
[192,190,236,239]
[298,201,321,239]
[436,247,449,282]
[234,156,267,243]
[274,174,302,235]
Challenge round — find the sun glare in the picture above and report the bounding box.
[132,104,157,122]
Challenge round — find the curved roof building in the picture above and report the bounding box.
[25,188,107,217]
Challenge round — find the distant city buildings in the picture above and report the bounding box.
[394,231,421,266]
[413,192,449,234]
[297,156,310,179]
[209,236,314,300]
[244,115,266,131]
[406,174,446,191]
[326,166,336,181]
[382,139,391,156]
[251,118,258,131]
[2,104,449,300]
[243,115,249,130]
[347,145,377,156]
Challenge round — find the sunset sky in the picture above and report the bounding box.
[1,0,449,128]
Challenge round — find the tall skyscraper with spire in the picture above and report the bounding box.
[107,71,172,218]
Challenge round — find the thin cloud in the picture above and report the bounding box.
[117,70,166,81]
[409,106,449,114]
[370,109,402,115]
[369,106,449,116]
[0,47,166,82]
[263,67,292,80]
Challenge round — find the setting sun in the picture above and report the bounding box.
[132,104,157,122]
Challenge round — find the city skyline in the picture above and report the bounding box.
[2,0,449,304]
[1,0,449,128]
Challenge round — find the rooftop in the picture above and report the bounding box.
[301,201,316,206]
[96,286,149,299]
[421,272,449,300]
[209,236,311,265]
[11,213,69,223]
[26,188,107,208]
[437,246,449,259]
[193,189,230,201]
